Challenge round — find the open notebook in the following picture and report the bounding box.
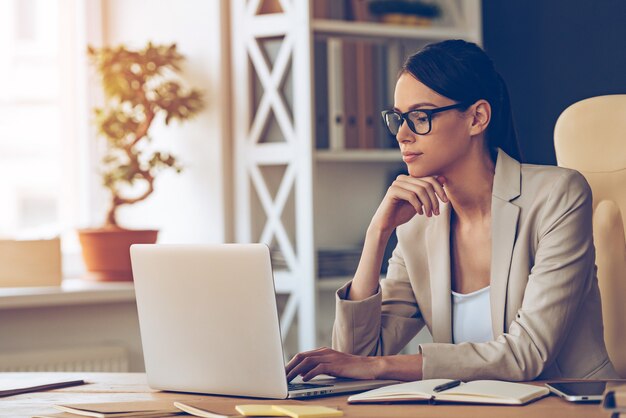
[348,379,550,405]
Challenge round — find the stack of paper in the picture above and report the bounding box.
[33,401,183,418]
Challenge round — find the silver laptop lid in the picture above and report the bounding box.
[131,243,288,398]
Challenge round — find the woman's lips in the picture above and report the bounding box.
[402,152,423,163]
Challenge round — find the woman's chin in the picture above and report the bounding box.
[407,166,432,178]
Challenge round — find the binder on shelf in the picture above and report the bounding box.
[312,0,348,20]
[327,38,345,151]
[330,0,347,20]
[325,37,402,152]
[355,41,377,149]
[380,42,401,149]
[347,0,375,22]
[314,40,329,149]
[312,0,331,19]
[342,40,360,149]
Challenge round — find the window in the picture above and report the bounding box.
[0,0,93,276]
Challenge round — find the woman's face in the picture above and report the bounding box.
[393,72,480,178]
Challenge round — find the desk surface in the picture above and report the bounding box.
[1,372,610,418]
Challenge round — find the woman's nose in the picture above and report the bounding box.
[396,122,416,145]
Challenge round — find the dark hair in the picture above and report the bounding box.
[401,39,522,162]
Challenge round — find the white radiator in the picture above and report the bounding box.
[0,345,130,372]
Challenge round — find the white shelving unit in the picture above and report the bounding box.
[231,0,482,354]
[312,19,478,41]
[316,149,401,162]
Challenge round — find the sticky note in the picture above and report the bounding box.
[271,405,343,418]
[235,405,280,416]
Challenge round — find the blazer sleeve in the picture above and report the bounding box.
[419,171,597,381]
[331,243,425,356]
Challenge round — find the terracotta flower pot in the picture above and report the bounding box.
[78,228,158,281]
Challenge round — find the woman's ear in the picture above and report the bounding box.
[469,99,491,137]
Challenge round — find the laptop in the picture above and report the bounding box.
[130,243,398,399]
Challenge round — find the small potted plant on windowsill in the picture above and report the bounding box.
[78,42,204,281]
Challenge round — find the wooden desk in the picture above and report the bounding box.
[2,373,609,418]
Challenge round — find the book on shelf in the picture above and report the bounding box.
[317,247,362,278]
[271,247,362,278]
[347,379,550,405]
[270,248,289,270]
[368,0,441,26]
[272,243,400,277]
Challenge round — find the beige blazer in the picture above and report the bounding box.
[332,149,619,381]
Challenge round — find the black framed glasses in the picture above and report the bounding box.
[381,102,470,135]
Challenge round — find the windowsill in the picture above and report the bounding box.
[0,278,135,310]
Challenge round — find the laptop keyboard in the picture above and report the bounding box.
[288,382,333,391]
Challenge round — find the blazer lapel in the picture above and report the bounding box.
[426,202,453,343]
[490,149,521,338]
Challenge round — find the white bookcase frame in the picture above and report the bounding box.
[231,0,482,353]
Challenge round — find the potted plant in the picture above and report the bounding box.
[79,42,204,281]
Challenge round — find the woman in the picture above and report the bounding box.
[286,39,618,382]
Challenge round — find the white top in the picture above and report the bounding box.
[451,285,494,344]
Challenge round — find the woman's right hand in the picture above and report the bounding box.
[370,175,448,233]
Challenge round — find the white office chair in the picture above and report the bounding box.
[554,94,626,377]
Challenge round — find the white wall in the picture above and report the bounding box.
[96,0,232,243]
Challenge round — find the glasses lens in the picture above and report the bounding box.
[384,112,402,135]
[408,110,430,134]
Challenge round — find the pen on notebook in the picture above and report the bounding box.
[433,380,462,393]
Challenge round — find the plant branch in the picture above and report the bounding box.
[90,42,204,228]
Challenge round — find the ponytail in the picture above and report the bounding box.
[491,73,522,162]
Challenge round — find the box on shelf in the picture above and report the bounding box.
[271,247,363,278]
[0,238,62,287]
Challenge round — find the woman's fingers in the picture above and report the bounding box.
[302,363,332,381]
[415,182,437,216]
[389,186,423,215]
[285,347,331,381]
[395,175,448,216]
[286,348,379,381]
[420,176,448,203]
[287,355,331,382]
[286,353,336,382]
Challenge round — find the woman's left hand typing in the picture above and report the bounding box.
[285,347,381,382]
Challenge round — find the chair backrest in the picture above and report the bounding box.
[554,94,626,377]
